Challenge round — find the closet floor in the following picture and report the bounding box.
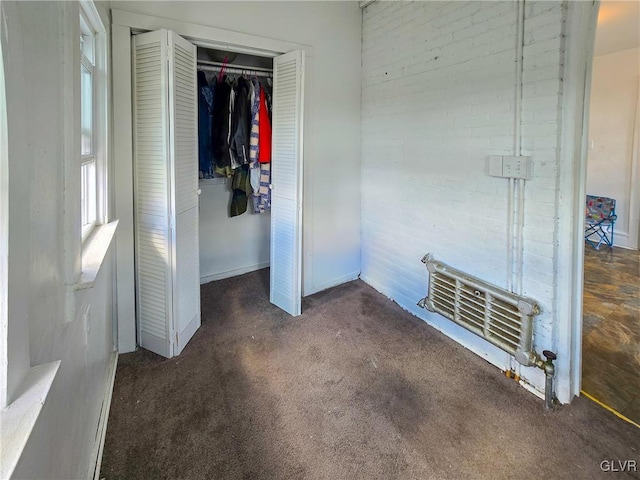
[101,269,638,480]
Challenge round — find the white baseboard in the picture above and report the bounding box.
[304,271,360,296]
[200,261,270,284]
[614,243,638,250]
[611,230,639,250]
[92,352,118,480]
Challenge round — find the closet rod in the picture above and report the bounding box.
[198,65,272,77]
[197,59,273,73]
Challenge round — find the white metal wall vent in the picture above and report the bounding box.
[418,254,540,367]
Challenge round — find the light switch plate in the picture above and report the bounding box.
[502,155,532,179]
[487,155,532,179]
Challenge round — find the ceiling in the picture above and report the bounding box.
[594,0,640,56]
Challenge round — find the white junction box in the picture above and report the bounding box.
[488,155,533,180]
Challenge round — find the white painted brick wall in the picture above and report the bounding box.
[361,1,566,395]
[520,1,565,357]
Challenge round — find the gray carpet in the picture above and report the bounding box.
[101,269,639,480]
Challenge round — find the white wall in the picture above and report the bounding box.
[361,1,566,398]
[199,180,270,282]
[3,1,116,478]
[593,1,640,56]
[586,47,640,250]
[111,1,363,296]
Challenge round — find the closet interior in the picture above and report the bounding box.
[196,46,274,286]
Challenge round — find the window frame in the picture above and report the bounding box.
[0,4,10,408]
[79,1,107,244]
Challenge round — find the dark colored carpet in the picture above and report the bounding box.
[101,269,639,480]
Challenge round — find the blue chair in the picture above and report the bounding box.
[585,195,617,250]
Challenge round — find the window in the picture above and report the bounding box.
[80,9,97,239]
[74,0,110,287]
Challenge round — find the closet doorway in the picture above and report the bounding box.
[123,23,306,359]
[196,47,275,296]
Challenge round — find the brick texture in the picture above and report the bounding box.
[361,1,566,394]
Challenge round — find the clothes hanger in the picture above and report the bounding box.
[218,55,228,83]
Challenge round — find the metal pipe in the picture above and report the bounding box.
[508,0,526,298]
[514,0,524,157]
[542,350,556,410]
[198,59,273,73]
[197,65,272,78]
[516,178,525,295]
[507,178,514,292]
[532,350,557,410]
[513,0,526,297]
[544,366,555,410]
[512,179,518,292]
[509,0,527,388]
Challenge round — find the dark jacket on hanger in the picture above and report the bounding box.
[198,71,214,177]
[261,79,273,120]
[229,76,251,165]
[211,76,232,171]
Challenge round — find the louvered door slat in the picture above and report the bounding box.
[270,50,305,317]
[133,30,172,357]
[168,31,200,355]
[171,40,198,217]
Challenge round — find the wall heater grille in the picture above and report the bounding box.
[418,254,540,366]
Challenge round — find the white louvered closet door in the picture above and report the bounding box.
[133,30,172,357]
[168,31,200,355]
[133,30,200,358]
[270,50,305,316]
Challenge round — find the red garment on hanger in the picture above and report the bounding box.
[258,88,271,163]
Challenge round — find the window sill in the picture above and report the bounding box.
[75,219,118,291]
[0,361,61,479]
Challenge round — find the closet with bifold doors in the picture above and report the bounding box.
[132,28,306,359]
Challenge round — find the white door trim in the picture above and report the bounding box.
[555,0,600,404]
[112,23,136,353]
[111,9,313,58]
[625,87,640,250]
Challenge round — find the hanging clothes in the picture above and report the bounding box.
[197,71,214,178]
[258,86,272,163]
[229,76,251,166]
[230,164,251,217]
[212,76,233,177]
[249,78,261,213]
[197,64,273,217]
[249,78,261,168]
[256,163,271,213]
[227,83,239,170]
[263,78,273,120]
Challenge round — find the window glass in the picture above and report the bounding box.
[81,161,96,233]
[79,15,94,63]
[81,63,92,156]
[79,8,98,240]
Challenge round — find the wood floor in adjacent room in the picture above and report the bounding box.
[101,269,638,480]
[582,246,640,424]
